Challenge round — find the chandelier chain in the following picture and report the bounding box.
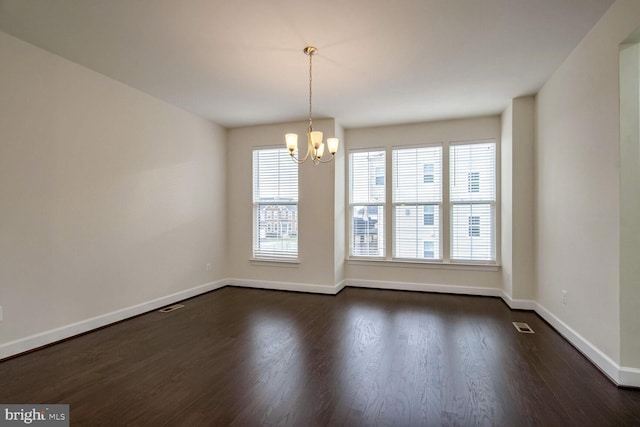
[284,45,338,165]
[308,50,313,129]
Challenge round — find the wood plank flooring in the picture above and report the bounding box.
[1,287,639,426]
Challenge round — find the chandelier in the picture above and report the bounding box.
[285,46,339,164]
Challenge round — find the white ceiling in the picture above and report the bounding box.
[0,0,614,129]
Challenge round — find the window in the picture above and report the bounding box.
[253,148,298,259]
[423,163,434,183]
[393,146,442,260]
[348,140,496,264]
[468,216,480,237]
[423,241,435,259]
[375,166,384,186]
[451,142,496,261]
[349,151,385,257]
[468,171,480,192]
[423,205,435,226]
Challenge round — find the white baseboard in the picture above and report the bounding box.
[346,280,639,387]
[346,278,502,297]
[534,302,623,385]
[0,279,229,360]
[2,276,638,388]
[229,278,343,295]
[500,291,537,310]
[619,366,640,388]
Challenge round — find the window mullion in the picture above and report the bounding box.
[386,148,393,259]
[442,142,451,263]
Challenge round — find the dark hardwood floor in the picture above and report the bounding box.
[1,287,639,426]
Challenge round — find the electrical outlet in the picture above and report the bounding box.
[206,263,212,272]
[562,290,568,306]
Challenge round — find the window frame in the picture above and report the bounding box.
[252,146,299,261]
[347,139,498,267]
[449,140,497,263]
[348,148,387,258]
[391,144,444,261]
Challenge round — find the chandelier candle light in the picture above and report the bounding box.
[285,46,339,164]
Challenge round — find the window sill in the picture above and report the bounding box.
[250,257,301,267]
[346,257,500,272]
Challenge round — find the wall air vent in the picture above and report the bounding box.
[512,322,535,333]
[159,304,184,313]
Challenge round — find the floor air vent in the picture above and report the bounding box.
[512,322,535,334]
[159,304,184,313]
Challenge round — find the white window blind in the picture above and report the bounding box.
[450,142,496,261]
[349,151,385,257]
[392,146,442,260]
[253,148,298,259]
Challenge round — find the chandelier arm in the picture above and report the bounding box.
[289,150,311,164]
[300,144,312,162]
[288,138,314,164]
[289,155,306,164]
[315,154,336,164]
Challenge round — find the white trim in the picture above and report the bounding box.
[346,257,500,271]
[346,278,502,297]
[500,290,537,310]
[249,257,301,266]
[534,302,621,385]
[229,278,343,295]
[2,277,638,388]
[619,367,640,388]
[0,279,229,361]
[345,280,638,387]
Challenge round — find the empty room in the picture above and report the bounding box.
[1,0,640,425]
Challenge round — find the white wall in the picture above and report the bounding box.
[226,119,343,288]
[333,124,346,285]
[502,96,535,304]
[501,105,514,298]
[0,32,227,350]
[536,0,640,367]
[345,117,503,290]
[619,40,640,368]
